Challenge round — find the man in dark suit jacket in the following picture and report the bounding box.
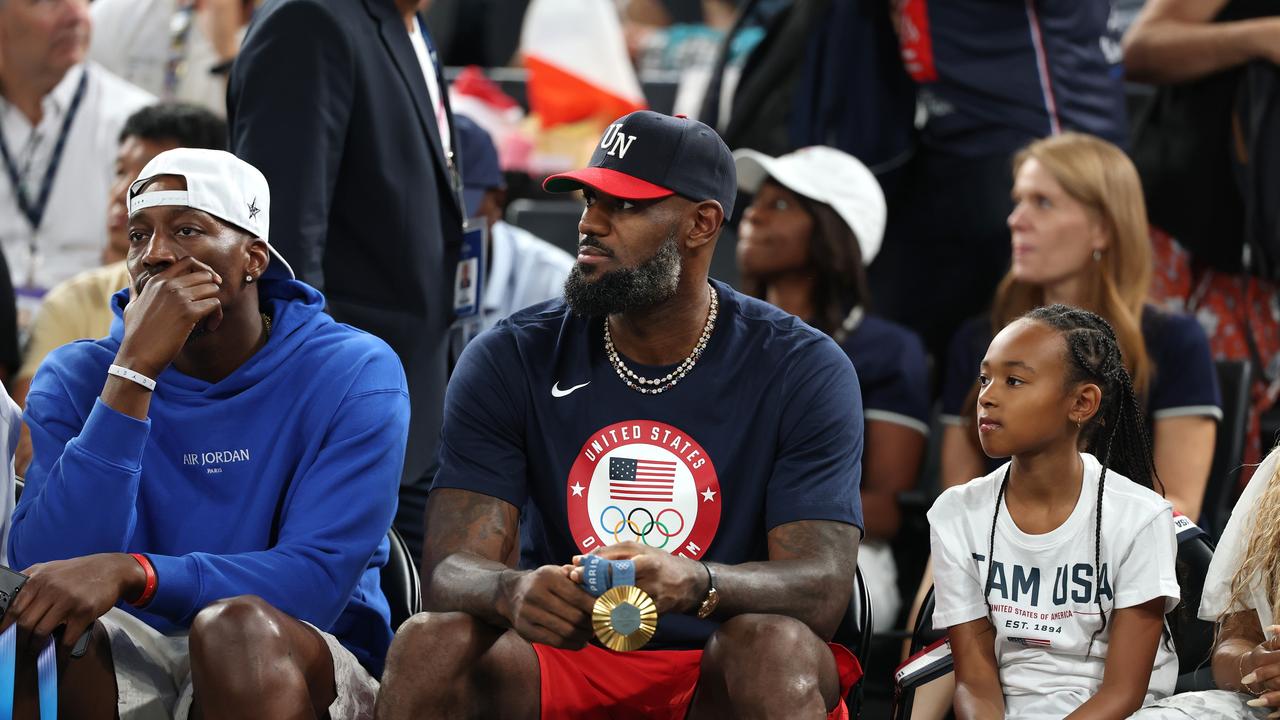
[228,0,462,558]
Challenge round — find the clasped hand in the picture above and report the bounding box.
[502,542,704,649]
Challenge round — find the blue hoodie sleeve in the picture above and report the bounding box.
[142,385,409,629]
[11,377,152,568]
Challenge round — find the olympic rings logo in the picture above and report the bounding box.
[599,506,685,548]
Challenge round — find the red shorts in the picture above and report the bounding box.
[532,641,862,719]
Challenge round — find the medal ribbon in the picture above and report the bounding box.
[581,555,637,596]
[0,68,89,232]
[611,560,635,588]
[0,625,57,719]
[165,1,197,99]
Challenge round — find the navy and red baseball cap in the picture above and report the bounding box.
[543,111,737,220]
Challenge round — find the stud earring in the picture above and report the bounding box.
[245,274,254,283]
[1092,249,1103,262]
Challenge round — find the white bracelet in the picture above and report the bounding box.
[108,364,157,392]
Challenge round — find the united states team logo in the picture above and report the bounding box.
[566,420,721,558]
[1007,637,1053,648]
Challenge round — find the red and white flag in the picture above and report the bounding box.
[520,0,647,127]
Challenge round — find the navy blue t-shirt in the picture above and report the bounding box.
[896,0,1127,156]
[839,314,931,436]
[432,281,864,649]
[941,307,1223,468]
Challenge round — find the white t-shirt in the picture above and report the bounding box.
[929,453,1181,719]
[1200,448,1280,628]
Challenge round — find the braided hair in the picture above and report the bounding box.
[982,304,1161,657]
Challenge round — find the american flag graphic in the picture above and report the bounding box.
[1007,637,1052,648]
[608,457,678,502]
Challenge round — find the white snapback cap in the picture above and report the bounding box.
[128,148,295,280]
[734,146,886,266]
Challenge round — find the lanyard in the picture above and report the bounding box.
[0,624,56,720]
[0,68,89,233]
[165,1,197,99]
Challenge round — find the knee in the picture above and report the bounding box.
[391,611,487,650]
[379,612,499,715]
[384,612,490,679]
[705,614,816,665]
[703,615,827,698]
[190,595,287,666]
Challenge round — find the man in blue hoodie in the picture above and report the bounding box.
[6,149,410,718]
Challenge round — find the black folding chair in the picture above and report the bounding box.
[1200,359,1252,540]
[1169,520,1217,691]
[832,566,875,717]
[383,526,422,632]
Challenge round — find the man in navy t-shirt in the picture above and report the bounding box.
[378,112,866,719]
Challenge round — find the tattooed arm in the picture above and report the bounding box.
[580,519,859,640]
[421,488,518,624]
[714,519,860,638]
[423,488,596,648]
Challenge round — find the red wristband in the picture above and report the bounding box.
[128,553,157,608]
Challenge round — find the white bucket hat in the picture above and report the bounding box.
[128,148,295,280]
[734,146,886,265]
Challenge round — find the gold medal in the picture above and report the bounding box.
[592,585,658,652]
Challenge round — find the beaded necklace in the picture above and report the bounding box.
[603,284,718,395]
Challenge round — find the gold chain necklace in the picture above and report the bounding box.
[261,312,272,338]
[604,284,718,395]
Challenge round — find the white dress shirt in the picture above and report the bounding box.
[0,62,154,328]
[89,0,228,116]
[481,221,574,331]
[407,17,451,157]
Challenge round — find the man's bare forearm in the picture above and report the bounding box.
[709,520,859,639]
[427,553,528,628]
[421,488,524,626]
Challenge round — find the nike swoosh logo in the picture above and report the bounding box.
[552,381,590,398]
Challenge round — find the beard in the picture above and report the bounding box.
[564,229,683,317]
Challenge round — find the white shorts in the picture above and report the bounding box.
[858,539,901,632]
[99,607,378,719]
[1129,689,1271,719]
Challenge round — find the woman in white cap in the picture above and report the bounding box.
[735,145,930,632]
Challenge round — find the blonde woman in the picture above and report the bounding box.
[938,132,1220,519]
[1132,443,1280,719]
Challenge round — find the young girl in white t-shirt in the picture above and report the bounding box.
[929,304,1181,719]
